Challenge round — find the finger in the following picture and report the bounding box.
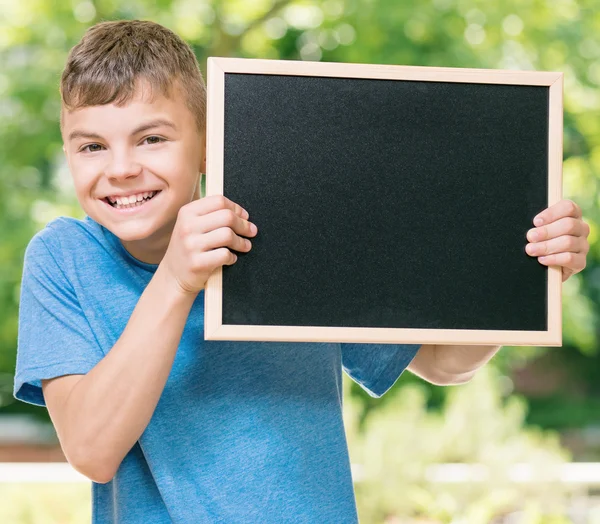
[526,216,587,243]
[533,199,581,227]
[191,227,253,254]
[538,251,586,272]
[526,234,588,257]
[185,194,249,220]
[192,207,257,238]
[197,247,239,268]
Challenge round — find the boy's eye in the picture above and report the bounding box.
[81,143,104,153]
[79,136,165,153]
[144,136,165,145]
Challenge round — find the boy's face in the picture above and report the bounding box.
[61,79,206,264]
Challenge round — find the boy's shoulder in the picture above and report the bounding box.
[28,215,101,248]
[25,215,107,266]
[22,215,124,296]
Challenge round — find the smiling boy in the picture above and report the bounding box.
[13,19,590,524]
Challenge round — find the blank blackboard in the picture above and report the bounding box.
[204,58,563,347]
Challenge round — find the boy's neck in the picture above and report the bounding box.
[120,220,175,266]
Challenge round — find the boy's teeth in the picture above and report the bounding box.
[114,192,146,205]
[111,190,157,208]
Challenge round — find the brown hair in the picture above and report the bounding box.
[60,19,206,134]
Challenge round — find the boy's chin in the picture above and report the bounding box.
[108,222,162,243]
[90,214,162,242]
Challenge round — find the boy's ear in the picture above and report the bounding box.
[201,132,207,173]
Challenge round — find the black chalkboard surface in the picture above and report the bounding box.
[204,58,563,347]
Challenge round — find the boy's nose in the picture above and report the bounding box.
[106,155,143,179]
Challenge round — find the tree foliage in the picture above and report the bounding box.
[0,0,598,432]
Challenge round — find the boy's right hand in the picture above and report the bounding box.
[160,195,258,296]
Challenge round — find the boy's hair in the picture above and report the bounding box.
[60,19,206,134]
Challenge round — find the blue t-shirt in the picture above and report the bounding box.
[13,215,420,523]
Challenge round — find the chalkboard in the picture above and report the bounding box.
[204,58,563,347]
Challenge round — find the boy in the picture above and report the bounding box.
[13,19,590,523]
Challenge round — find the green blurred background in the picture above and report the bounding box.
[0,0,599,522]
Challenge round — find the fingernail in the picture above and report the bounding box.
[534,217,543,226]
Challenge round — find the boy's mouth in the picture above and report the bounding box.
[103,190,162,210]
[103,190,160,209]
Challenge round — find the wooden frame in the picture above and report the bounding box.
[204,57,563,346]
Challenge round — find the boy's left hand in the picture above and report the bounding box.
[526,199,590,282]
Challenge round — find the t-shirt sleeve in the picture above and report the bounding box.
[341,342,421,398]
[13,232,105,407]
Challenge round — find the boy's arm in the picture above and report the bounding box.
[407,344,502,386]
[42,263,197,484]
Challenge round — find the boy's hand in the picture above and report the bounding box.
[161,195,258,295]
[525,199,590,282]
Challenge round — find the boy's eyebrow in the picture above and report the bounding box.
[67,118,178,142]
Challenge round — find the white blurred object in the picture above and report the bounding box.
[0,462,88,483]
[425,462,600,485]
